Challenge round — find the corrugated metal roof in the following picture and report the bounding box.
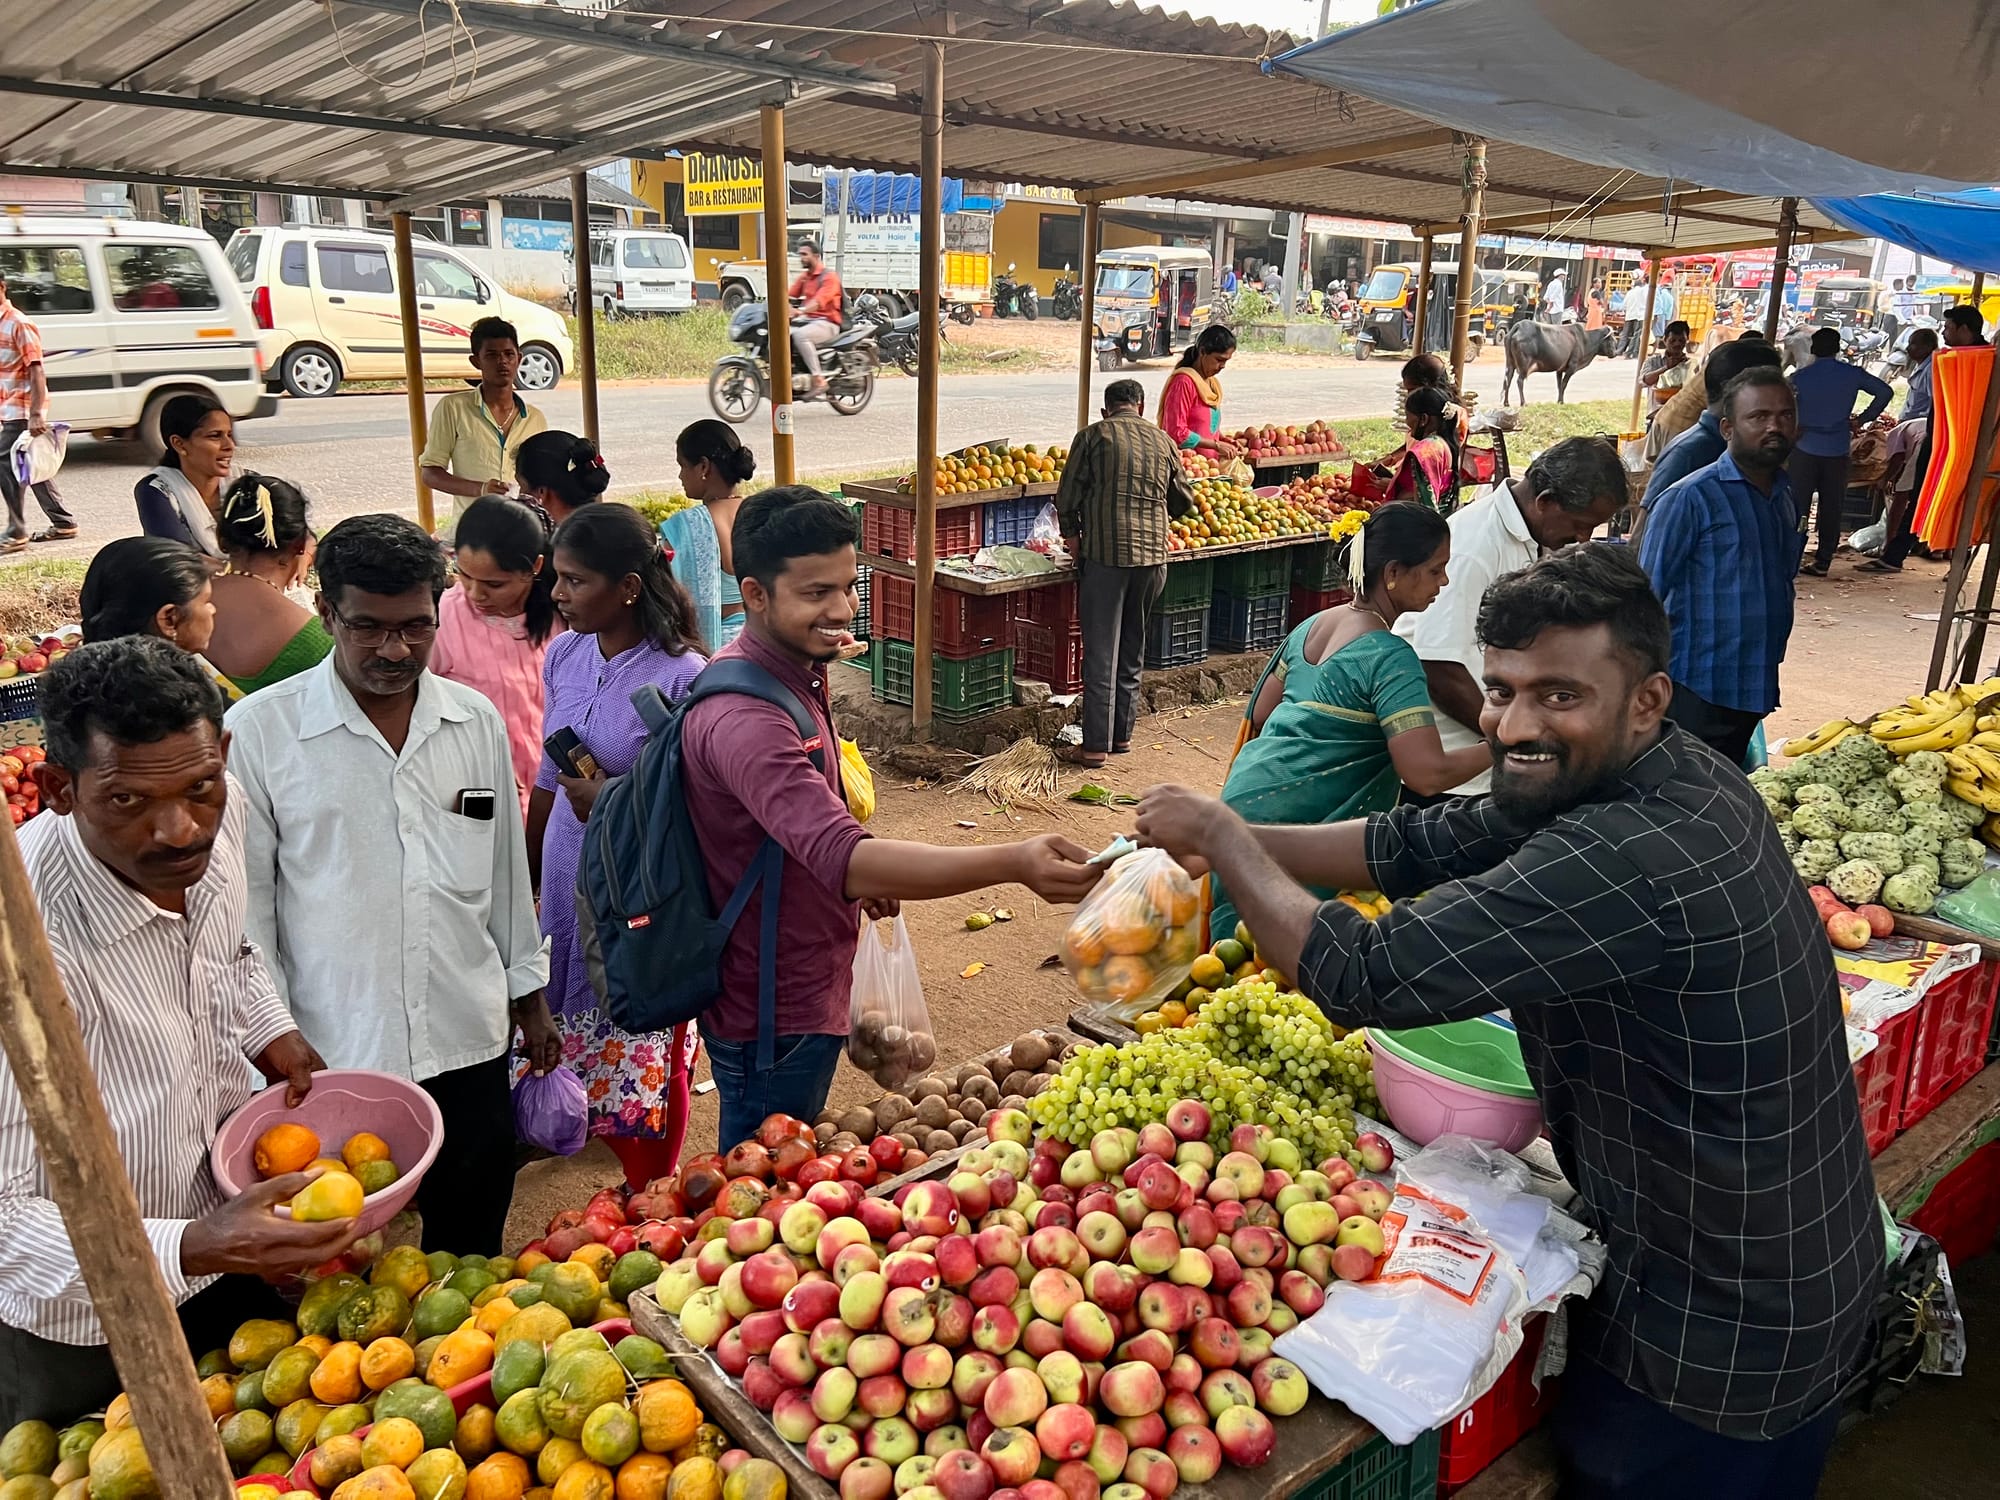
[650,0,1844,252]
[514,174,654,213]
[0,0,893,204]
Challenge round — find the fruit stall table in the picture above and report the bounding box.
[1248,448,1352,489]
[855,531,1331,596]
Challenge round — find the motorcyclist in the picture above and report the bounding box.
[787,239,843,399]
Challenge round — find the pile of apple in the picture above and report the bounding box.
[654,1101,1403,1500]
[0,743,43,826]
[1224,422,1343,463]
[1277,473,1365,528]
[0,630,73,683]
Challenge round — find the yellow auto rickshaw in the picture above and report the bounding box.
[1092,247,1214,369]
[1811,275,1885,328]
[1353,262,1536,360]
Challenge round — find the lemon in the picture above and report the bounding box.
[290,1171,364,1223]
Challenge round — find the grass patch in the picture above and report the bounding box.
[1335,398,1633,466]
[568,308,733,381]
[0,558,88,635]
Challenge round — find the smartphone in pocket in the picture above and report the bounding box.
[455,788,497,821]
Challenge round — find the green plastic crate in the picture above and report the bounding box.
[1215,548,1295,598]
[870,640,1015,720]
[1159,557,1215,611]
[1293,541,1349,591]
[1287,1430,1440,1500]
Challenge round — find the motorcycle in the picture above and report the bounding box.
[947,301,977,326]
[1843,324,1891,374]
[992,263,1039,320]
[707,301,877,424]
[853,292,942,378]
[1882,317,1938,381]
[1053,265,1082,321]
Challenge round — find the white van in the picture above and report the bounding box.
[0,215,276,453]
[584,229,696,317]
[227,225,573,398]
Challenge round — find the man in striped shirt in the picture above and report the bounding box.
[0,637,358,1423]
[1054,379,1194,767]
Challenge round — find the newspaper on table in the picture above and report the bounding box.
[1836,931,1981,1055]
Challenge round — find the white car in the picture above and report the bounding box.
[0,216,275,453]
[582,229,696,317]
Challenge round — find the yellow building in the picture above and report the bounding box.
[630,158,761,288]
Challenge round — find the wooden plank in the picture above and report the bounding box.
[1456,1429,1562,1500]
[1873,1060,2000,1211]
[1069,1006,1140,1045]
[848,480,1020,512]
[860,532,1324,598]
[1250,450,1350,470]
[1893,914,2000,965]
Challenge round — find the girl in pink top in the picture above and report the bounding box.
[430,495,561,815]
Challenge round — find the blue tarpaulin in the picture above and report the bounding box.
[1814,191,2000,277]
[1267,0,2000,199]
[823,171,964,217]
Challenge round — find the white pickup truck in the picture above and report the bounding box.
[717,218,993,316]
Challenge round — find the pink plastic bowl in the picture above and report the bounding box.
[211,1069,444,1237]
[1366,1034,1545,1152]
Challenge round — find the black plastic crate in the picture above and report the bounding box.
[1293,540,1352,591]
[852,564,871,641]
[1214,548,1294,599]
[1210,591,1290,654]
[1145,604,1210,669]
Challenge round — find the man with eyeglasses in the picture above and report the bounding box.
[225,514,559,1254]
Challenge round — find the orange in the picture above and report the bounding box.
[1099,895,1163,956]
[1100,954,1154,1006]
[615,1454,672,1500]
[1064,922,1107,970]
[1189,953,1227,988]
[310,1341,365,1404]
[359,1337,417,1390]
[566,1243,616,1281]
[468,1455,533,1500]
[254,1121,322,1179]
[341,1132,393,1171]
[554,1462,616,1500]
[359,1416,424,1471]
[634,1382,700,1455]
[1158,1000,1187,1027]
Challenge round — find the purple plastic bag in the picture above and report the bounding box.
[514,1065,589,1155]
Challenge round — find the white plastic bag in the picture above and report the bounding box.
[848,914,937,1089]
[9,424,67,486]
[1059,846,1201,1018]
[1851,519,1888,556]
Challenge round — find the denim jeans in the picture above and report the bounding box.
[706,1032,847,1153]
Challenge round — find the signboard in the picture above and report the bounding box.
[1306,214,1409,239]
[686,154,763,216]
[502,217,571,253]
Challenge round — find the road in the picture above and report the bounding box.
[36,354,1644,559]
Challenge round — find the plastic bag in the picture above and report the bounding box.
[839,737,875,823]
[1026,502,1067,559]
[513,1065,589,1155]
[848,914,937,1088]
[1851,519,1888,556]
[1060,847,1201,1018]
[1937,871,2000,940]
[9,424,67,487]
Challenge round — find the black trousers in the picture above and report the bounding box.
[1670,684,1762,768]
[416,1053,517,1256]
[1882,429,1936,567]
[0,1274,289,1427]
[0,419,74,538]
[1788,448,1850,570]
[1078,560,1165,754]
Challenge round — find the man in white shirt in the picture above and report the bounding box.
[1541,269,1568,323]
[3,637,357,1423]
[229,514,558,1254]
[1619,278,1650,357]
[1395,438,1629,798]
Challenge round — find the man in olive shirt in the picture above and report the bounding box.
[1055,380,1194,766]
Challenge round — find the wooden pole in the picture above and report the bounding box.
[1762,197,1799,340]
[1629,264,1662,432]
[1076,200,1100,435]
[1447,138,1487,391]
[391,212,434,534]
[913,41,945,733]
[1412,229,1433,358]
[1926,352,2000,688]
[761,104,796,485]
[0,824,237,1496]
[1973,271,1988,318]
[570,173,599,447]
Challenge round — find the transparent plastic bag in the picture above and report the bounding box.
[9,424,67,486]
[1060,847,1202,1018]
[513,1065,589,1155]
[848,913,937,1088]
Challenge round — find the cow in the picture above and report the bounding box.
[1500,322,1616,406]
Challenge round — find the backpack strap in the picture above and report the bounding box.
[671,658,828,771]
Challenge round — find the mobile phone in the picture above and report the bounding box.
[544,727,601,780]
[456,788,497,821]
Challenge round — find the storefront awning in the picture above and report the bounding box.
[1815,190,2000,277]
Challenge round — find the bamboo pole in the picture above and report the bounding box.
[1076,201,1100,435]
[570,173,599,447]
[1628,266,1662,433]
[1762,197,1799,341]
[391,212,433,533]
[762,105,795,485]
[0,822,236,1496]
[912,41,945,733]
[1412,229,1433,358]
[1447,138,1487,390]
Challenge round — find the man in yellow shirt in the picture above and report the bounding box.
[419,317,548,516]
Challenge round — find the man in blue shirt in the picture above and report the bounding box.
[1628,339,1782,548]
[1638,368,1801,764]
[1789,328,1893,576]
[1650,281,1677,338]
[1900,327,1939,424]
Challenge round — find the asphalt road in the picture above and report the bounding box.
[35,354,1644,560]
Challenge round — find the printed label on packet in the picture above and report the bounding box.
[1375,1187,1497,1306]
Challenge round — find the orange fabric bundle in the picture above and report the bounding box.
[1915,345,1999,549]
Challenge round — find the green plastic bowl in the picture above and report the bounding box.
[1367,1015,1543,1151]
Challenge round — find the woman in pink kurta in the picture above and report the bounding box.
[1157,324,1238,456]
[430,496,561,815]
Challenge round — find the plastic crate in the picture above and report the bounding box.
[1902,961,2000,1130]
[982,496,1045,548]
[1159,557,1215,612]
[1438,1316,1556,1494]
[1013,580,1080,634]
[1145,604,1210,669]
[0,677,40,725]
[870,640,1015,720]
[869,572,1014,657]
[1210,590,1290,654]
[1214,548,1295,598]
[1286,1428,1440,1500]
[1909,1139,2000,1268]
[861,502,983,563]
[1292,540,1351,590]
[1290,584,1353,622]
[1855,1006,1918,1156]
[1014,621,1084,693]
[852,565,871,641]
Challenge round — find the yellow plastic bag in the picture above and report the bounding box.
[839,737,876,823]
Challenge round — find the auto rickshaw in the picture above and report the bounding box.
[1916,281,2000,333]
[1351,263,1536,360]
[1092,246,1214,369]
[1811,275,1885,328]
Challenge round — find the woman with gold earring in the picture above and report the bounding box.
[202,473,332,695]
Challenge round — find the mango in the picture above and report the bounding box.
[227,1319,298,1372]
[291,1170,365,1222]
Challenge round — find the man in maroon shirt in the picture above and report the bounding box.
[682,488,1103,1147]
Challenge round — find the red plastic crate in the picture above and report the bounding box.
[1015,620,1084,693]
[870,571,1013,657]
[1288,584,1353,622]
[1902,960,2000,1131]
[861,501,982,563]
[1910,1139,2000,1268]
[1439,1316,1556,1494]
[1013,579,1081,634]
[1856,1006,1918,1156]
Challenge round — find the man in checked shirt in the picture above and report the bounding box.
[1138,544,1878,1499]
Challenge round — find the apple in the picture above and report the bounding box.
[885,1285,938,1346]
[1115,1329,1175,1373]
[808,1180,863,1218]
[899,1341,954,1391]
[1133,1162,1181,1213]
[1202,1245,1242,1295]
[810,1423,862,1480]
[954,1349,1005,1408]
[813,1366,860,1424]
[1277,1269,1324,1318]
[970,1264,1022,1310]
[1082,1261,1136,1316]
[926,1428,970,1460]
[1126,1226,1178,1277]
[680,1286,732,1347]
[843,1458,896,1500]
[743,1248,801,1310]
[1264,1137,1302,1176]
[1017,1485,1064,1500]
[1034,1202,1074,1232]
[1319,1157,1358,1193]
[655,1260,703,1314]
[885,1251,942,1292]
[933,1450,997,1500]
[984,1367,1051,1428]
[1294,1244,1335,1288]
[898,1457,939,1496]
[1199,1368,1255,1420]
[738,1308,788,1356]
[811,1318,855,1369]
[719,1262,756,1320]
[847,1332,902,1379]
[1028,1226,1085,1275]
[1335,1216,1386,1256]
[949,1172,993,1221]
[972,1303,1022,1354]
[985,1171,1021,1212]
[1036,1404,1097,1464]
[967,1412,996,1455]
[934,1291,974,1349]
[1061,1301,1117,1363]
[1351,1130,1395,1175]
[1038,1349,1086,1405]
[904,1182,960,1238]
[830,1244,881,1290]
[1282,1202,1341,1248]
[695,1239,735,1286]
[1181,1288,1215,1325]
[866,1417,921,1468]
[770,1330,817,1387]
[1123,1447,1178,1500]
[1029,1267,1085,1324]
[907,1386,959,1432]
[841,1271,888,1330]
[1165,1099,1211,1142]
[1236,1327,1275,1368]
[857,1374,908,1420]
[982,1427,1043,1488]
[772,1387,818,1444]
[1214,1404,1275,1467]
[1348,1181,1393,1219]
[1112,1190,1150,1232]
[1231,1225,1286,1269]
[1051,1463,1098,1500]
[858,1197,904,1242]
[1023,1317,1066,1361]
[1090,1130,1136,1176]
[1211,1200,1246,1235]
[725,1217,774,1257]
[1249,1356,1309,1417]
[1225,1280,1272,1329]
[1167,1248,1212,1288]
[1215,1152,1266,1202]
[1161,1391,1206,1431]
[1135,1122,1177,1161]
[1135,1282,1187,1335]
[818,1218,873,1270]
[1165,1425,1221,1485]
[1060,1152,1104,1191]
[932,1234,979,1290]
[1331,1243,1377,1283]
[974,1224,1024,1270]
[988,1109,1034,1146]
[1188,1318,1241,1371]
[742,1358,786,1411]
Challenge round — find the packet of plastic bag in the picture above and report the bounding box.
[513,1065,589,1155]
[849,913,938,1088]
[1060,846,1201,1018]
[9,424,67,486]
[1936,870,2000,940]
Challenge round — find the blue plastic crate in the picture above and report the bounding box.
[982,496,1045,548]
[1210,591,1290,654]
[1145,604,1210,669]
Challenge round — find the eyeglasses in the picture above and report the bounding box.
[328,605,437,648]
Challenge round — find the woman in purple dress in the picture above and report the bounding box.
[527,504,708,1188]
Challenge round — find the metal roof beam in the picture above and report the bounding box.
[1076,127,1460,204]
[0,76,583,154]
[330,0,898,96]
[828,91,1267,160]
[0,159,366,201]
[1429,188,1745,237]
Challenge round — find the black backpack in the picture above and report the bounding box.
[576,658,824,1072]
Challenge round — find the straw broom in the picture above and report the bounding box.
[950,737,1061,806]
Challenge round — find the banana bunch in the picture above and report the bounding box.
[1944,739,2000,813]
[1872,689,1978,754]
[1778,718,1863,757]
